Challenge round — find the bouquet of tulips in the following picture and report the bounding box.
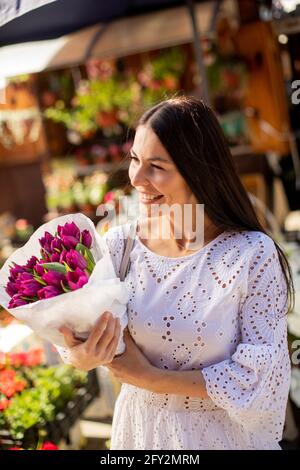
[0,214,129,358]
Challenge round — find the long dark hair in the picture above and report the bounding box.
[137,96,294,313]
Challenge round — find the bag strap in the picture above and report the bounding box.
[119,220,138,281]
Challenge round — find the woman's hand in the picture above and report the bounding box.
[59,311,121,371]
[107,329,156,388]
[107,330,208,398]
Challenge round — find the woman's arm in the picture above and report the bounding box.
[108,330,209,399]
[141,367,209,399]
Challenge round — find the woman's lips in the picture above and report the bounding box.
[139,193,164,204]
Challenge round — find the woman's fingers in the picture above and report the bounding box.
[59,326,80,348]
[85,311,112,352]
[102,318,121,362]
[60,312,121,368]
[96,316,118,352]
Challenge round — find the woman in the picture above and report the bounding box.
[60,96,293,450]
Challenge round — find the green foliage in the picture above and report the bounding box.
[44,47,187,137]
[45,78,137,135]
[2,365,87,440]
[150,47,186,80]
[4,388,56,439]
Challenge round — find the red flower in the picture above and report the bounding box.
[24,349,43,367]
[0,398,10,410]
[0,369,27,397]
[40,442,59,450]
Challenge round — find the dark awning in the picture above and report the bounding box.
[0,0,213,45]
[0,0,56,29]
[0,4,213,77]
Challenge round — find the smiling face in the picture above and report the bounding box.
[129,125,197,214]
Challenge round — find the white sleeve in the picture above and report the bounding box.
[101,224,128,277]
[53,344,72,364]
[202,236,291,441]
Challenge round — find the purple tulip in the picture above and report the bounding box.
[19,276,41,297]
[25,256,39,270]
[39,231,55,253]
[67,268,89,291]
[40,249,51,262]
[60,235,79,250]
[34,264,46,276]
[9,263,27,281]
[8,295,28,308]
[5,281,18,297]
[15,272,34,287]
[38,286,62,300]
[59,250,68,264]
[65,250,87,271]
[50,252,61,262]
[51,237,65,253]
[5,222,94,306]
[81,230,92,249]
[42,271,66,288]
[58,222,80,241]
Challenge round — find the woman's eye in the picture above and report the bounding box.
[129,155,139,164]
[151,164,164,171]
[129,155,164,171]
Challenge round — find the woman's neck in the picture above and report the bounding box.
[137,212,222,253]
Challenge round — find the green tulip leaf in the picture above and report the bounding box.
[41,263,67,274]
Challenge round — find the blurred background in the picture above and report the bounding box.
[1,0,300,450]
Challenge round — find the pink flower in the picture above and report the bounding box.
[51,238,64,253]
[5,221,95,307]
[5,281,18,297]
[9,263,27,281]
[25,256,39,270]
[38,286,62,300]
[57,222,81,249]
[81,229,92,249]
[40,249,51,262]
[59,250,68,264]
[61,235,79,250]
[65,250,87,271]
[34,264,46,277]
[108,143,120,157]
[8,295,27,308]
[15,272,33,285]
[67,268,89,290]
[58,222,80,241]
[50,252,61,262]
[39,231,55,253]
[18,276,41,297]
[42,271,66,288]
[104,191,114,202]
[40,442,59,450]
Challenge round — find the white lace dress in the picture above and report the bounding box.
[101,223,291,450]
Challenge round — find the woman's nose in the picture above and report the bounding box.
[130,165,149,187]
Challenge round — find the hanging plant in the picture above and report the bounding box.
[45,77,139,138]
[44,46,188,140]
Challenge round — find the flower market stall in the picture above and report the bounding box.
[0,348,100,450]
[1,0,300,451]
